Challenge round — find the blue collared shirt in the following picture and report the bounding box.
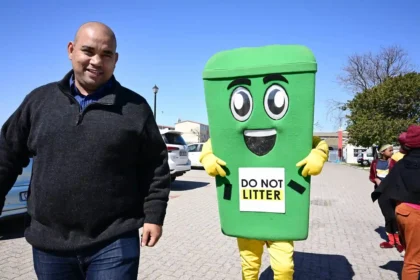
[70,75,114,111]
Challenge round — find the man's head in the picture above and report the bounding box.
[398,132,408,153]
[405,125,420,149]
[379,144,394,159]
[68,22,118,95]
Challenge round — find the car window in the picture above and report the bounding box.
[188,145,198,152]
[14,159,33,186]
[198,144,203,152]
[163,133,187,145]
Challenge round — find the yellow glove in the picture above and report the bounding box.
[296,140,328,177]
[199,139,227,177]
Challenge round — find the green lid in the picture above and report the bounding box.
[203,44,317,79]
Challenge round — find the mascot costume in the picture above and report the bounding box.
[199,45,329,280]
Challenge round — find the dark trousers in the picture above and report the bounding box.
[33,230,140,280]
[378,194,398,234]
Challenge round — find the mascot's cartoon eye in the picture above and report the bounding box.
[264,84,288,120]
[230,87,253,121]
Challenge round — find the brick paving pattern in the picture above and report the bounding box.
[0,163,403,279]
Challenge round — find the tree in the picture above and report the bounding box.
[328,45,415,128]
[191,128,209,143]
[345,72,420,147]
[338,45,414,94]
[313,121,322,131]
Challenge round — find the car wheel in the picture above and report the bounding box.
[363,160,369,166]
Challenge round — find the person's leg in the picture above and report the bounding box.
[237,238,265,280]
[396,203,420,280]
[266,240,294,280]
[85,230,140,280]
[32,247,85,280]
[378,195,397,248]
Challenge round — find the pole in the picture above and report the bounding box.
[154,92,157,121]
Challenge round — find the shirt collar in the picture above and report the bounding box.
[69,74,114,100]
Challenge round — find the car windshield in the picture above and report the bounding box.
[163,133,186,145]
[14,159,33,187]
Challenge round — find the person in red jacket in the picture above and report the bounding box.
[369,144,403,252]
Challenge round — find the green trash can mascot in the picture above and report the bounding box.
[199,45,329,280]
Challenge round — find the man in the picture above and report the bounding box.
[0,22,171,279]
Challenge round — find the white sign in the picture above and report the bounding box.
[239,167,285,213]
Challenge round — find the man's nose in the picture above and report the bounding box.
[90,54,102,65]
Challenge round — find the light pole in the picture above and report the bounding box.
[152,85,159,121]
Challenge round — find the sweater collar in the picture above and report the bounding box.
[58,70,119,105]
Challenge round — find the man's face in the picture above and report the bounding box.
[67,27,118,93]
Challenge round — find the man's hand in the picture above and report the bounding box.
[141,223,162,247]
[375,178,381,186]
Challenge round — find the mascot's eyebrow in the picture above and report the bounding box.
[263,73,289,84]
[227,78,251,90]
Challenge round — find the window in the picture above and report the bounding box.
[353,148,366,157]
[188,144,198,152]
[162,133,187,145]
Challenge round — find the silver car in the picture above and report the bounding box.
[0,159,32,220]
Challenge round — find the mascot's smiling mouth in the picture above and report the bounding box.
[244,129,276,156]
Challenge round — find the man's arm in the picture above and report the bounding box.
[0,95,32,214]
[141,113,171,226]
[369,160,378,184]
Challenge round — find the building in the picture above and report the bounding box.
[157,125,175,130]
[313,131,349,150]
[343,144,371,164]
[174,120,210,144]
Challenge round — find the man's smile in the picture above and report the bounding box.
[244,129,276,156]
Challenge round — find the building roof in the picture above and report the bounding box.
[176,120,208,126]
[158,125,175,129]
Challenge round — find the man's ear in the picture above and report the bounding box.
[115,52,119,64]
[67,41,75,60]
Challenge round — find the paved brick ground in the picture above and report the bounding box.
[0,163,403,279]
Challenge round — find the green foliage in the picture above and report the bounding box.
[346,72,420,147]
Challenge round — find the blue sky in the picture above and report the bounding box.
[1,0,419,132]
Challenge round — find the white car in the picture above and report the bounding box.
[187,143,204,168]
[160,129,191,182]
[1,159,32,220]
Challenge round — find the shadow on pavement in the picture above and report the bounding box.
[171,180,209,191]
[259,251,355,280]
[375,226,388,241]
[380,260,403,280]
[191,166,204,170]
[0,215,26,241]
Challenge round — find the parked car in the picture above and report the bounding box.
[357,151,374,166]
[0,159,32,220]
[187,143,204,168]
[160,129,191,182]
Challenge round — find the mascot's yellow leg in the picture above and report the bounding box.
[237,238,294,280]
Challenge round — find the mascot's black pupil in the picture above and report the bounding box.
[267,89,284,115]
[234,92,251,116]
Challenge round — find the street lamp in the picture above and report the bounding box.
[152,85,159,121]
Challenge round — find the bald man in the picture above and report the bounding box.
[0,22,171,279]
